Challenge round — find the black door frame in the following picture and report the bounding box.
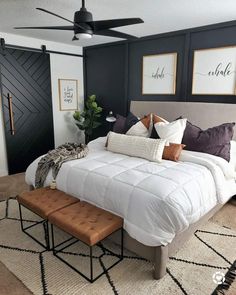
[0,38,83,58]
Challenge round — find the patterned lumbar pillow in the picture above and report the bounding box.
[154,116,187,144]
[107,131,166,162]
[126,113,152,137]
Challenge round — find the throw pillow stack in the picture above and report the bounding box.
[109,111,235,162]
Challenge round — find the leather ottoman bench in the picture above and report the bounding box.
[17,187,79,249]
[49,201,124,282]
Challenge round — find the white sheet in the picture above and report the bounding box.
[25,137,236,247]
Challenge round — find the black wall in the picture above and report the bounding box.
[85,44,127,115]
[128,35,186,101]
[84,20,236,136]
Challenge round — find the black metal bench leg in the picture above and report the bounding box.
[50,226,124,283]
[90,246,93,282]
[51,224,55,254]
[18,203,50,250]
[121,228,124,260]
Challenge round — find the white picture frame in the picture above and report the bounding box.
[58,79,78,111]
[192,46,236,95]
[142,52,177,95]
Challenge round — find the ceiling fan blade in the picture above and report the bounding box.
[89,18,144,31]
[94,29,139,40]
[36,8,85,30]
[15,25,74,30]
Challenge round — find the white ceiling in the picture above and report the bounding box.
[1,0,236,47]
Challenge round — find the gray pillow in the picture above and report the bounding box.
[182,120,235,162]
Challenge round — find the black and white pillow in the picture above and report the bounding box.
[113,112,152,137]
[126,114,152,137]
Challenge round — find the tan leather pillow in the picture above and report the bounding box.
[140,113,152,128]
[163,143,186,162]
[153,114,168,124]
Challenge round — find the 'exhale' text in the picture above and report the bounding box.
[208,62,232,77]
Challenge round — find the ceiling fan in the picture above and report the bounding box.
[14,0,144,41]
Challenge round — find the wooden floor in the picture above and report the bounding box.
[0,173,32,295]
[0,261,33,295]
[0,173,29,201]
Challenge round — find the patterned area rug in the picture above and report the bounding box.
[0,198,235,295]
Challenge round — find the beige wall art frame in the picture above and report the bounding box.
[142,52,177,95]
[192,46,236,95]
[58,79,78,111]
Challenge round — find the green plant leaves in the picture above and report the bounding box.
[73,111,81,121]
[89,94,96,101]
[73,94,103,139]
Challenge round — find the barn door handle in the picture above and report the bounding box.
[7,93,15,135]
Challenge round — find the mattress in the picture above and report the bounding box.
[25,137,236,247]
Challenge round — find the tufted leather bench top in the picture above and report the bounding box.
[17,187,79,219]
[49,201,123,246]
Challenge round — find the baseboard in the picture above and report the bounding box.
[0,170,8,177]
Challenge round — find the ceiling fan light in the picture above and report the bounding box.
[75,33,92,39]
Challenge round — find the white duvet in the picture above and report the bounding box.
[25,137,236,247]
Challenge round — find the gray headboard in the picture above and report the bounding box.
[130,101,236,140]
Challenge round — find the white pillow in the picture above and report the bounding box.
[230,140,236,171]
[107,132,166,162]
[154,118,187,144]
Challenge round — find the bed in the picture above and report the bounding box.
[25,101,236,279]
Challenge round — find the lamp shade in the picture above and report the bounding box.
[106,111,116,123]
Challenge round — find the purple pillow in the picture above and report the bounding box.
[113,112,139,134]
[124,112,139,132]
[113,114,126,134]
[182,120,235,162]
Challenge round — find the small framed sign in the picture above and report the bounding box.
[58,79,78,111]
[142,52,177,95]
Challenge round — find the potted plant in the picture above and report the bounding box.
[73,94,103,144]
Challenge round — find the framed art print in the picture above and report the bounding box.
[192,46,236,95]
[58,79,78,111]
[142,52,177,95]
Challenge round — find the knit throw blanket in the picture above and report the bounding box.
[35,143,89,188]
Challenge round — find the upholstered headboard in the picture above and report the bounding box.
[130,101,236,140]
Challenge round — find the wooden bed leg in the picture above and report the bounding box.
[153,245,168,280]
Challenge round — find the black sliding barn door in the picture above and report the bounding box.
[0,48,54,175]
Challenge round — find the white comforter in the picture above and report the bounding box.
[25,137,236,246]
